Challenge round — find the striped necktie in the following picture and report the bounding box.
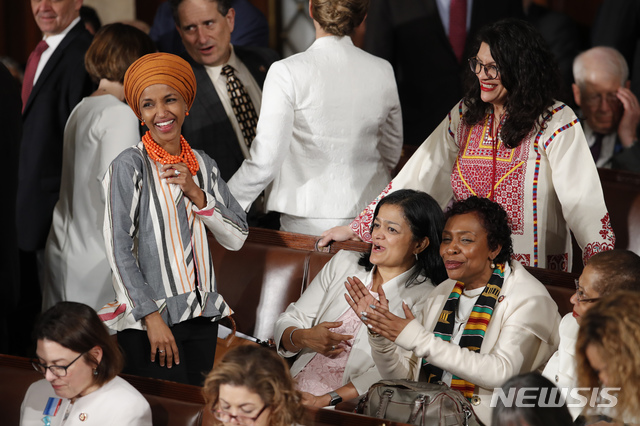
[221,65,258,148]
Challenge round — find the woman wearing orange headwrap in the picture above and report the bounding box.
[98,53,248,385]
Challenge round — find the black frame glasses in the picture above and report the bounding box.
[32,352,86,377]
[212,404,269,426]
[574,279,601,304]
[468,57,500,80]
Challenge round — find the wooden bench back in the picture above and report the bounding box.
[571,168,640,273]
[209,228,370,342]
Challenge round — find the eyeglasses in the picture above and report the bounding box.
[574,279,601,304]
[212,404,269,425]
[582,92,621,108]
[32,352,86,378]
[468,57,500,80]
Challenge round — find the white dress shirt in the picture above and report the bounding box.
[205,45,262,159]
[34,16,81,85]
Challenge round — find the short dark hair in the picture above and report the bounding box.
[444,196,513,264]
[85,23,156,83]
[586,249,640,295]
[33,302,124,387]
[492,373,573,426]
[359,189,448,285]
[169,0,234,26]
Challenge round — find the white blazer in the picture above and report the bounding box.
[20,376,151,426]
[370,261,561,425]
[228,35,403,221]
[274,250,434,394]
[542,313,582,419]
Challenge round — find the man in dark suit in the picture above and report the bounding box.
[364,0,523,145]
[169,0,279,182]
[16,0,93,355]
[573,47,640,172]
[18,0,93,256]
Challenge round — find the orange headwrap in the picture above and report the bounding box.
[124,52,197,120]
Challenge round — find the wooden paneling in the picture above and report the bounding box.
[1,1,41,65]
[550,0,605,27]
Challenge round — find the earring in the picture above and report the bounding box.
[415,253,418,260]
[490,260,496,269]
[140,120,145,126]
[185,111,189,116]
[93,368,98,376]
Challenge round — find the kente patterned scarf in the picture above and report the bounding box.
[421,264,505,399]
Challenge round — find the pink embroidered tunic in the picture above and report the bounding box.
[351,100,615,271]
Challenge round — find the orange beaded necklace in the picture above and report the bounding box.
[142,131,199,175]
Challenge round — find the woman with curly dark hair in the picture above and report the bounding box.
[320,18,614,272]
[347,197,561,425]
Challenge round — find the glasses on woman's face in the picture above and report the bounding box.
[574,279,601,304]
[212,404,269,426]
[32,352,86,378]
[468,57,500,80]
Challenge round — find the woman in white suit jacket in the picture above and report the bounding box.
[274,190,448,407]
[228,0,402,236]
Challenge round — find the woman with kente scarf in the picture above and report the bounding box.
[98,53,248,385]
[346,197,560,424]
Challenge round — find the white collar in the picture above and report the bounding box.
[42,16,81,51]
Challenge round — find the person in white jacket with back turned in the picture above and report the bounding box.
[228,0,402,236]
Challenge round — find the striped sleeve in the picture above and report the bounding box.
[193,151,248,251]
[103,149,161,322]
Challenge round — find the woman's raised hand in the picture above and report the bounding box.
[161,163,206,208]
[144,311,180,368]
[361,301,414,343]
[299,322,353,356]
[317,225,360,248]
[344,276,386,322]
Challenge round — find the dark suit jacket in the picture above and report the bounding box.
[17,21,94,251]
[591,0,640,104]
[364,0,523,145]
[181,45,279,181]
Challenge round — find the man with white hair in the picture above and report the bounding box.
[572,47,640,171]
